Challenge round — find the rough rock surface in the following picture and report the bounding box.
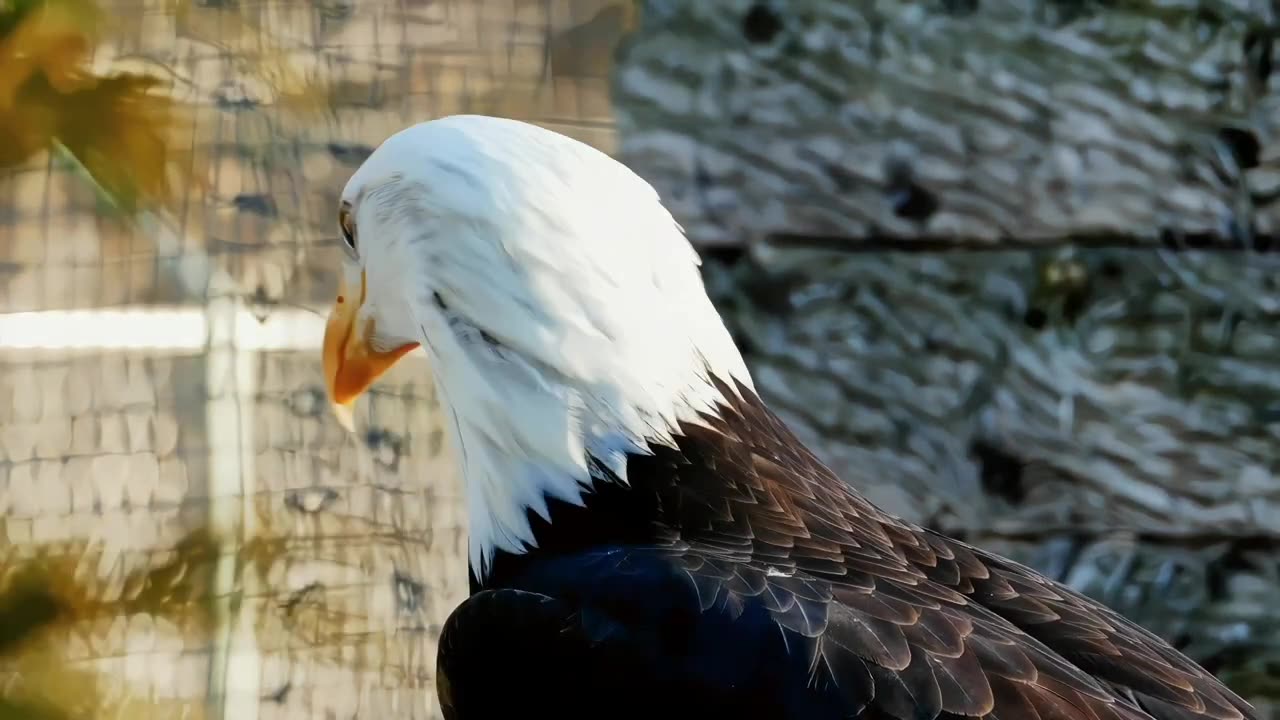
[616,0,1280,249]
[614,0,1280,712]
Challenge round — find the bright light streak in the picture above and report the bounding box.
[0,307,328,352]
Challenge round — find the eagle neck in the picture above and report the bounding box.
[468,376,790,591]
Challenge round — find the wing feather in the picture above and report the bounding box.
[675,380,1257,720]
[453,380,1255,720]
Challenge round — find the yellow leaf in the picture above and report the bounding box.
[50,72,204,213]
[0,0,103,109]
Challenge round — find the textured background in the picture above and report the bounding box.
[614,0,1280,711]
[0,1,627,718]
[3,0,1280,718]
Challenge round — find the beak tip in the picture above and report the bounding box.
[332,402,357,434]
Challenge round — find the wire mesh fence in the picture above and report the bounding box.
[0,0,629,717]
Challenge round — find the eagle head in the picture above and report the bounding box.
[321,115,752,574]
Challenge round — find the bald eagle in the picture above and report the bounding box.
[321,115,1255,720]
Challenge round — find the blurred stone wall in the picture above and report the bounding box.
[614,0,1280,713]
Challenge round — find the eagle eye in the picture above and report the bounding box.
[338,206,357,253]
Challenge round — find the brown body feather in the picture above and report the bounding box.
[439,376,1255,720]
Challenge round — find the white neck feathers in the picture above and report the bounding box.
[439,280,752,580]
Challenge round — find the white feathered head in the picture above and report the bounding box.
[321,115,753,575]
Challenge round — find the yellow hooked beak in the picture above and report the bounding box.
[322,270,419,432]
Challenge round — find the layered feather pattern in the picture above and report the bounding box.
[439,376,1256,720]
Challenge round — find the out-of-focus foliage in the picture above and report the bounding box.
[0,0,202,214]
[0,0,332,216]
[0,523,290,719]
